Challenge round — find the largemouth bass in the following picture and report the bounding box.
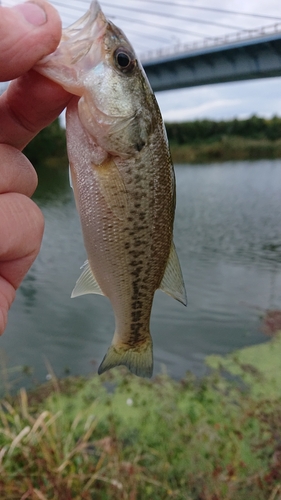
[36,0,186,378]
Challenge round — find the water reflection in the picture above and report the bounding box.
[33,164,72,205]
[19,272,37,310]
[1,159,281,390]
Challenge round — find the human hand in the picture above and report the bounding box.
[0,1,72,334]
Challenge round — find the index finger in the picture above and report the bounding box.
[0,1,72,149]
[0,1,61,81]
[0,71,72,150]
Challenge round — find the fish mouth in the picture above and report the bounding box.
[61,0,106,48]
[35,1,108,95]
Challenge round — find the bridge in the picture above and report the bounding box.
[142,24,281,92]
[1,1,281,95]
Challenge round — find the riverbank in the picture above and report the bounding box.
[170,136,281,164]
[1,334,281,499]
[23,116,281,168]
[167,115,281,163]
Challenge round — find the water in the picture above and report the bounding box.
[1,159,281,389]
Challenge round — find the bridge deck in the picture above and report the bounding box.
[142,31,281,92]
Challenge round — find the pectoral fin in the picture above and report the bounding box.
[159,242,187,306]
[71,260,104,298]
[92,157,128,220]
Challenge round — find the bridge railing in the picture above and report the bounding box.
[140,22,281,63]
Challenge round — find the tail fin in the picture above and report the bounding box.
[98,340,153,378]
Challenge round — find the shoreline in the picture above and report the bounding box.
[170,136,281,164]
[22,117,281,168]
[1,333,281,498]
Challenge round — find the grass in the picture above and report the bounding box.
[1,335,281,499]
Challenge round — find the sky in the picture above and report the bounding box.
[2,0,281,122]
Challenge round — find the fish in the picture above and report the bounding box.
[35,0,186,378]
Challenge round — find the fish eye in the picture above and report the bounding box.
[114,48,135,72]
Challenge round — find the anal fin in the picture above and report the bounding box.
[71,260,104,298]
[159,242,187,306]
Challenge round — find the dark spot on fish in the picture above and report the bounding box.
[135,141,145,152]
[130,260,143,267]
[132,266,142,278]
[134,239,142,247]
[128,322,144,345]
[139,212,146,221]
[124,242,130,249]
[134,203,141,209]
[128,249,145,257]
[131,310,142,322]
[132,300,143,309]
[132,278,143,301]
[133,278,141,286]
[133,192,143,200]
[141,283,149,290]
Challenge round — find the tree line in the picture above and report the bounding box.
[23,115,281,168]
[23,118,68,167]
[165,115,281,145]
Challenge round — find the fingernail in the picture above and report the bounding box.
[13,2,47,26]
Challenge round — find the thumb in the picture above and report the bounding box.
[0,1,62,81]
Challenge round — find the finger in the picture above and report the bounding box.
[0,144,38,197]
[0,192,44,290]
[0,71,71,149]
[0,1,62,81]
[0,192,44,334]
[0,276,15,335]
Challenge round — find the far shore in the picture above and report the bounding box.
[170,136,281,164]
[23,115,281,167]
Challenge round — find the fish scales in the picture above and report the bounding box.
[68,99,174,344]
[36,0,186,378]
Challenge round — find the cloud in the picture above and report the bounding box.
[156,76,281,121]
[161,98,241,122]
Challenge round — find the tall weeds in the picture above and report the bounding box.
[0,358,281,499]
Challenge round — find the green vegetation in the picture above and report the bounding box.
[23,118,68,169]
[23,115,281,168]
[166,115,281,163]
[1,334,281,499]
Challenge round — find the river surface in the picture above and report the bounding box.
[1,159,281,390]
